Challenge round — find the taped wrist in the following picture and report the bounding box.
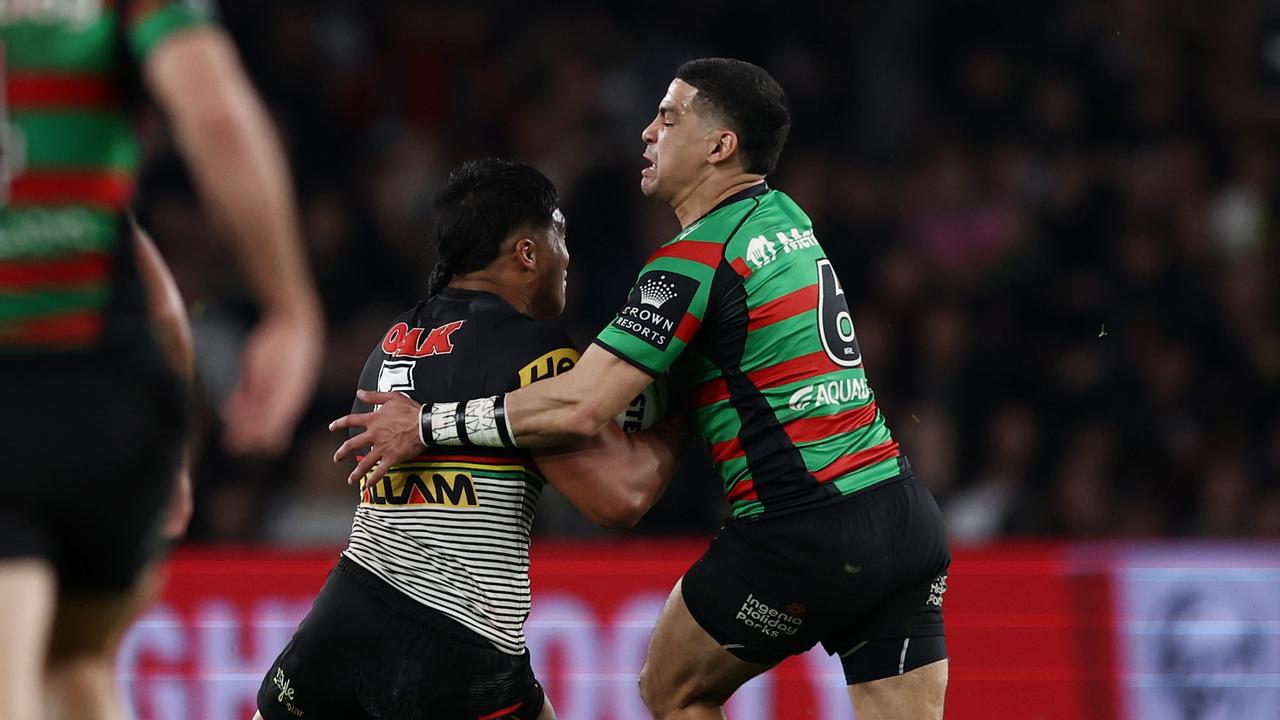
[419,396,516,448]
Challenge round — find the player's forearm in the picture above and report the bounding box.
[537,416,688,529]
[420,346,650,449]
[614,415,687,513]
[147,29,320,320]
[422,379,603,450]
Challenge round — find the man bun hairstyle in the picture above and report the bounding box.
[674,58,791,176]
[429,158,559,296]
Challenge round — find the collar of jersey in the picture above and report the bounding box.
[435,286,518,311]
[698,181,770,224]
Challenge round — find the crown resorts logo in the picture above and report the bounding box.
[638,274,678,308]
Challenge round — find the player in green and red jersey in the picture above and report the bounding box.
[0,3,323,718]
[333,59,949,719]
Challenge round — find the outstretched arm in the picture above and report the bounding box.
[331,345,654,486]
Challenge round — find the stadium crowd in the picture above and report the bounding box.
[131,0,1279,543]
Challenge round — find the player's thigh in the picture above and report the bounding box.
[536,692,555,720]
[0,558,56,720]
[258,558,549,720]
[639,579,775,710]
[848,657,948,720]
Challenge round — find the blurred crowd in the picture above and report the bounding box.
[133,0,1280,544]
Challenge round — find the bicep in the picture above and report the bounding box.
[144,27,251,132]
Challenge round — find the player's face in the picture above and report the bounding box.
[640,79,717,202]
[530,209,569,319]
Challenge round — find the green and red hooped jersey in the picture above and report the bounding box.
[0,0,214,352]
[595,185,904,519]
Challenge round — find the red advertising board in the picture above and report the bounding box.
[120,541,1117,719]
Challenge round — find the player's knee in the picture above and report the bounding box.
[638,660,661,711]
[638,660,674,715]
[639,662,704,718]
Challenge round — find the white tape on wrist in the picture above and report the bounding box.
[430,402,461,445]
[461,396,505,447]
[427,397,513,448]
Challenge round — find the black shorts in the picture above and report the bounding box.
[681,473,950,684]
[258,557,546,720]
[0,348,185,593]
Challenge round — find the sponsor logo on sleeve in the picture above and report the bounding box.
[518,347,580,387]
[744,228,821,269]
[611,271,698,350]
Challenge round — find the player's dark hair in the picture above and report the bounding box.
[428,158,560,296]
[674,58,791,176]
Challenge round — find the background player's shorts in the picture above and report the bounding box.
[0,347,185,593]
[681,472,950,684]
[258,557,546,720]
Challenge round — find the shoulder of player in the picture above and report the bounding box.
[490,314,581,388]
[721,192,823,269]
[490,311,574,350]
[652,189,802,265]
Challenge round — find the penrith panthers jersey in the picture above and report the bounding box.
[343,287,579,655]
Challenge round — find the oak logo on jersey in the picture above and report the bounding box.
[362,471,479,507]
[381,320,465,358]
[519,347,579,387]
[612,271,697,350]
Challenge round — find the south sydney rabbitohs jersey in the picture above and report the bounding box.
[595,185,905,520]
[0,0,215,351]
[344,288,580,656]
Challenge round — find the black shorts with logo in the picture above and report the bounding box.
[258,557,546,720]
[0,347,185,592]
[681,473,950,684]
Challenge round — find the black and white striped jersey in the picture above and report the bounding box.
[342,288,580,655]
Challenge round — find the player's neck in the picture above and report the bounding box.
[671,174,766,229]
[447,276,533,315]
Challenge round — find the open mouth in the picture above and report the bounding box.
[641,155,656,177]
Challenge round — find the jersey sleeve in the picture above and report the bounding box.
[497,317,581,390]
[592,240,721,376]
[126,0,218,63]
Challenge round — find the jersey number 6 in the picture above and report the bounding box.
[816,258,862,368]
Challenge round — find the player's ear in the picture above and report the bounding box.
[708,129,739,167]
[514,237,537,271]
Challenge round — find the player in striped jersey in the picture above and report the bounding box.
[335,60,950,719]
[259,159,687,720]
[0,3,322,719]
